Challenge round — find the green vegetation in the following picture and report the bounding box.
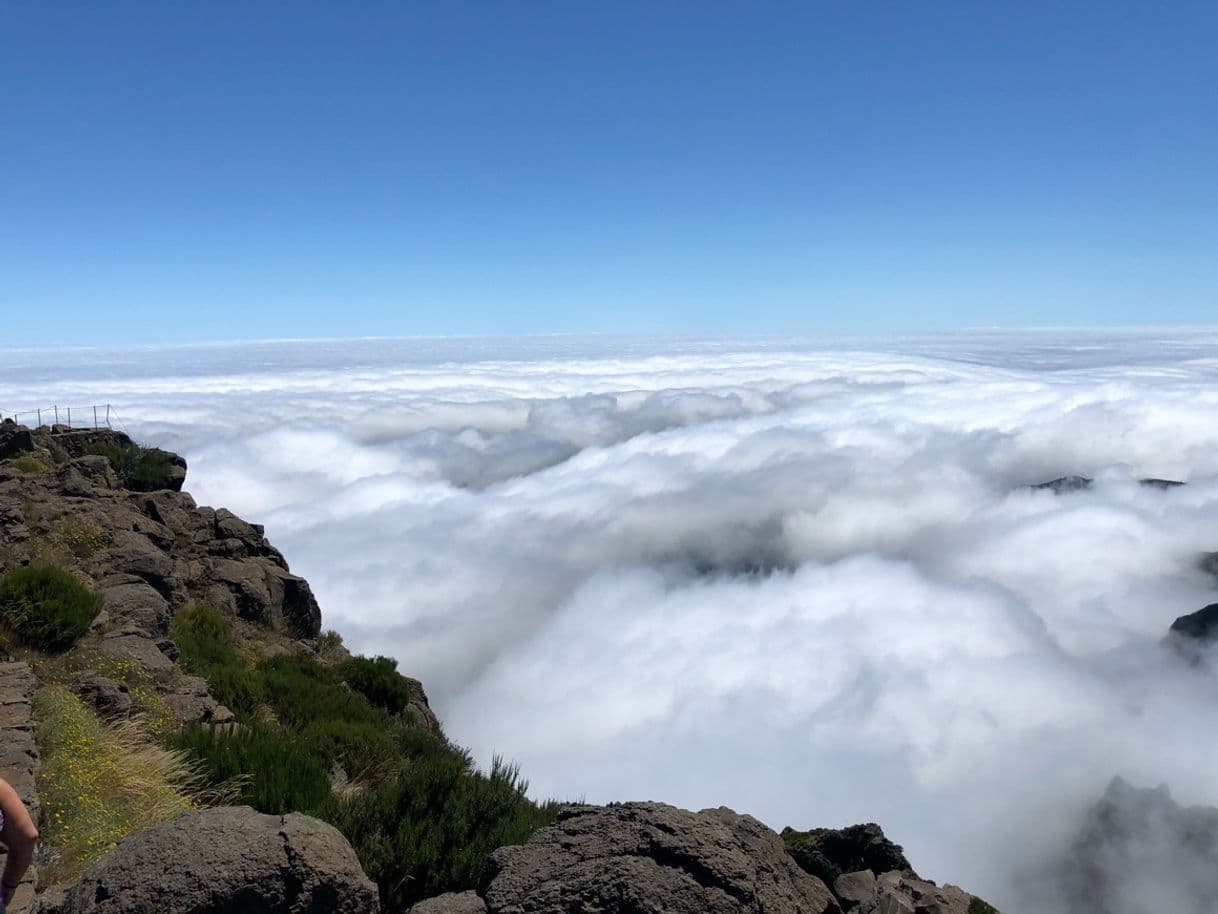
[0,565,101,651]
[169,603,264,716]
[172,723,332,815]
[36,685,215,883]
[7,455,46,474]
[329,754,555,911]
[84,441,177,491]
[969,898,1002,914]
[48,518,109,558]
[164,602,553,909]
[337,654,416,715]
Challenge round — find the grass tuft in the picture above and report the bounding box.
[35,685,224,883]
[0,565,101,651]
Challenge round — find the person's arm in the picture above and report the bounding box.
[0,778,38,905]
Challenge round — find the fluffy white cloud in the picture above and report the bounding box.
[5,330,1218,911]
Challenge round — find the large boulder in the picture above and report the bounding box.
[481,802,839,914]
[31,806,379,914]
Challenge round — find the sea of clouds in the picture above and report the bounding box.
[5,329,1218,911]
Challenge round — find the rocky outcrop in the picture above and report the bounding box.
[0,424,321,637]
[479,801,839,914]
[1030,475,1093,494]
[836,871,971,914]
[30,806,380,914]
[1056,777,1218,914]
[1168,603,1218,644]
[783,822,916,888]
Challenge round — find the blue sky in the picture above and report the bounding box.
[3,1,1216,344]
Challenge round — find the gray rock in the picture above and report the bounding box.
[0,423,35,459]
[73,672,132,719]
[1030,475,1093,494]
[101,581,171,633]
[163,676,235,726]
[33,806,379,914]
[835,870,878,909]
[99,532,175,592]
[857,873,969,914]
[784,822,915,888]
[410,891,488,914]
[482,801,838,914]
[97,626,177,679]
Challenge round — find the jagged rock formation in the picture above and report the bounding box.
[0,423,321,644]
[477,802,840,914]
[1056,777,1218,914]
[1031,476,1094,494]
[782,822,916,888]
[29,806,380,914]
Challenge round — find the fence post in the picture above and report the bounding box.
[54,405,59,425]
[67,407,71,428]
[94,405,98,429]
[105,405,111,429]
[37,409,41,428]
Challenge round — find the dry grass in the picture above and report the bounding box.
[34,684,236,883]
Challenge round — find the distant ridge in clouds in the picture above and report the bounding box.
[6,330,1218,912]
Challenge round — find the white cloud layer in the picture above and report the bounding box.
[5,330,1218,911]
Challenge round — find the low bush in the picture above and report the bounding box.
[7,455,46,474]
[36,685,211,883]
[337,654,416,716]
[0,565,101,651]
[172,723,332,815]
[84,441,176,491]
[169,604,264,716]
[327,754,555,911]
[48,518,109,558]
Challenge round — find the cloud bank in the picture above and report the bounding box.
[6,330,1218,911]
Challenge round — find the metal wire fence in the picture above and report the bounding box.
[0,403,123,431]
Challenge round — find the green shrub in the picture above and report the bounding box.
[301,718,403,782]
[85,441,176,491]
[969,898,1001,914]
[169,604,264,716]
[260,653,389,732]
[172,723,332,815]
[337,655,415,716]
[327,754,555,910]
[7,455,46,474]
[0,565,101,651]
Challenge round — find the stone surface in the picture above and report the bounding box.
[857,874,970,914]
[410,891,488,914]
[835,870,878,909]
[0,661,39,907]
[100,581,172,633]
[31,806,380,914]
[73,671,133,719]
[96,626,177,679]
[482,802,838,914]
[163,676,235,726]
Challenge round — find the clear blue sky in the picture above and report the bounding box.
[3,2,1216,344]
